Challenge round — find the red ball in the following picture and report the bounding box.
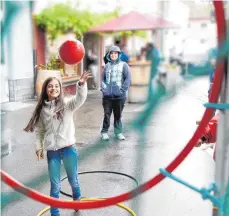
[59,40,85,65]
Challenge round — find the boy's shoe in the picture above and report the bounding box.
[101,133,109,140]
[116,133,126,140]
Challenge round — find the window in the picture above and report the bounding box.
[201,23,207,28]
[200,38,206,44]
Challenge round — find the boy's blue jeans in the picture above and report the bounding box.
[47,145,81,216]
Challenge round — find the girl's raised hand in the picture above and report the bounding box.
[79,71,93,85]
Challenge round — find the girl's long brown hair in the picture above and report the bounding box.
[24,77,64,132]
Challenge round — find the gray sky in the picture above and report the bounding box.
[33,0,158,14]
[33,0,191,26]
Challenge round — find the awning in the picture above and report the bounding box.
[88,11,178,33]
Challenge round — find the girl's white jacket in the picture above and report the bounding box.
[35,82,87,152]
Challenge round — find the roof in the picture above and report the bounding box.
[88,11,178,33]
[144,14,179,29]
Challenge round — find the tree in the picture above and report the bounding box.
[35,3,119,41]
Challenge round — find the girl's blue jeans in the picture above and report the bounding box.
[47,145,81,216]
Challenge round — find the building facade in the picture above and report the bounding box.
[1,1,34,103]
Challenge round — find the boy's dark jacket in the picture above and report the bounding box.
[101,46,131,99]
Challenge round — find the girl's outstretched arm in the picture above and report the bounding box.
[66,71,91,111]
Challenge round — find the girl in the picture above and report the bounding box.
[24,71,90,216]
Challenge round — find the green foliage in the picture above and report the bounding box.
[116,30,148,39]
[34,3,119,41]
[37,55,60,71]
[35,3,147,41]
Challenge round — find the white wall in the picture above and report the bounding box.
[7,3,33,80]
[160,0,217,63]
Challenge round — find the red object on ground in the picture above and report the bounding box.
[202,113,219,160]
[59,40,85,65]
[202,113,219,144]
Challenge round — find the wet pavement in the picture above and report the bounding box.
[1,76,215,216]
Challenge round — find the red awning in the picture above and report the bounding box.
[88,11,177,33]
[144,14,179,29]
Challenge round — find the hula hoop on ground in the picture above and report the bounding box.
[60,170,139,198]
[0,1,226,210]
[37,198,136,216]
